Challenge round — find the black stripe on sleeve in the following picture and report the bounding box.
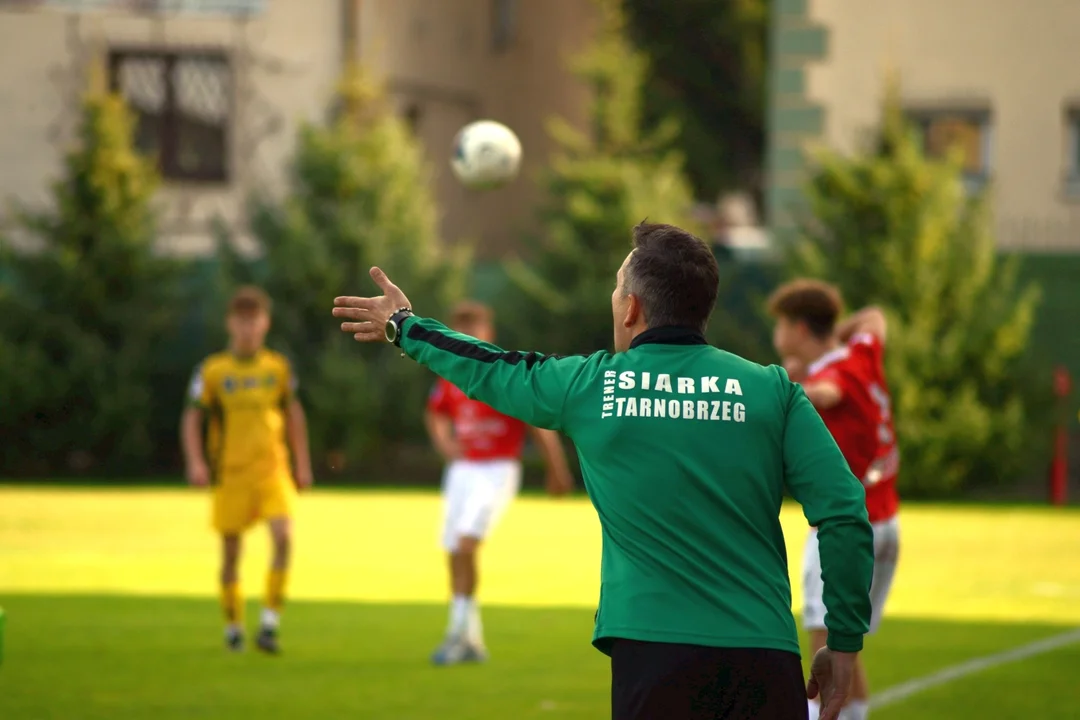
[406,320,561,369]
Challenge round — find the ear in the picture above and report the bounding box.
[623,293,643,328]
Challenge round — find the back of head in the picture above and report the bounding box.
[766,279,843,339]
[626,223,720,333]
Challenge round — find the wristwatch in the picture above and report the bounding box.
[384,307,414,347]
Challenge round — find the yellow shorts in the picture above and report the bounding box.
[212,472,296,534]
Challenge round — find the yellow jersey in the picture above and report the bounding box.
[188,349,296,483]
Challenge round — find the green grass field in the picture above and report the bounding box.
[2,487,1079,719]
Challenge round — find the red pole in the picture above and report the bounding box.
[1051,366,1071,506]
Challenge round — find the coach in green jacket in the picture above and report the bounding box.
[333,223,874,720]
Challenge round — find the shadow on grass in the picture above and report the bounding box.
[0,593,1076,720]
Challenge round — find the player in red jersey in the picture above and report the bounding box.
[769,280,900,720]
[425,301,575,666]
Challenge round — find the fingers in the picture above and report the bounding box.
[340,320,376,333]
[820,696,845,720]
[333,306,380,321]
[352,328,385,343]
[333,296,380,310]
[369,266,396,291]
[806,674,820,700]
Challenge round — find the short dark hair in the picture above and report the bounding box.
[766,279,843,339]
[450,300,493,327]
[228,285,272,317]
[624,222,719,333]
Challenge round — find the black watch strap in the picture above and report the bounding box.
[387,307,414,347]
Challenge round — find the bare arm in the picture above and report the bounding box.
[530,426,573,495]
[287,399,314,487]
[180,406,209,485]
[802,380,844,410]
[425,410,460,462]
[836,306,887,344]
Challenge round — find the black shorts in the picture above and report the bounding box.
[610,639,808,720]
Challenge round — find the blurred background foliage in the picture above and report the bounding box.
[0,0,1056,497]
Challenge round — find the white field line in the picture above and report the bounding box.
[871,627,1080,709]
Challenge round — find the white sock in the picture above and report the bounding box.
[225,622,242,637]
[260,607,280,629]
[465,598,484,646]
[807,699,820,720]
[840,700,869,720]
[448,594,470,637]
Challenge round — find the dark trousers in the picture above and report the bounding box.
[610,639,808,720]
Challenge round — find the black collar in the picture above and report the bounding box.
[630,326,707,349]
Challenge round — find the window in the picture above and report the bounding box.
[491,0,519,52]
[108,49,231,183]
[910,110,993,192]
[1065,109,1080,194]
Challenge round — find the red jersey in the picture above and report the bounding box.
[427,378,527,461]
[807,333,900,523]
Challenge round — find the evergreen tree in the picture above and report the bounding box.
[0,89,185,475]
[219,66,468,475]
[624,0,767,201]
[789,80,1045,494]
[500,0,699,356]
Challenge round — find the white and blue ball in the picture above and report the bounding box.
[450,120,522,190]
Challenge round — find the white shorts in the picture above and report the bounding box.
[802,515,900,634]
[440,459,522,552]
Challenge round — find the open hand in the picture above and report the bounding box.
[333,267,412,342]
[807,647,856,720]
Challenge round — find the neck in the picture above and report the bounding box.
[805,338,840,365]
[230,346,259,359]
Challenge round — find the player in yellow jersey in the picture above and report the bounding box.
[180,286,313,654]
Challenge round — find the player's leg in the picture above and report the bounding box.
[213,483,251,651]
[434,460,469,661]
[255,476,297,655]
[451,534,482,652]
[220,533,244,650]
[434,460,521,665]
[460,460,520,658]
[841,517,900,720]
[254,515,291,654]
[801,528,828,720]
[434,461,486,664]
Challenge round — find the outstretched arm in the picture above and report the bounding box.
[836,306,887,344]
[334,268,590,431]
[399,318,588,430]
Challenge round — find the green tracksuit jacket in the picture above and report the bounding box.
[399,318,874,656]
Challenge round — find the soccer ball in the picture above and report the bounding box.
[450,120,522,190]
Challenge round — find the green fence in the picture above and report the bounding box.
[1018,254,1080,417]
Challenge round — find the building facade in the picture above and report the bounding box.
[768,0,1080,253]
[768,0,1080,455]
[0,0,596,257]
